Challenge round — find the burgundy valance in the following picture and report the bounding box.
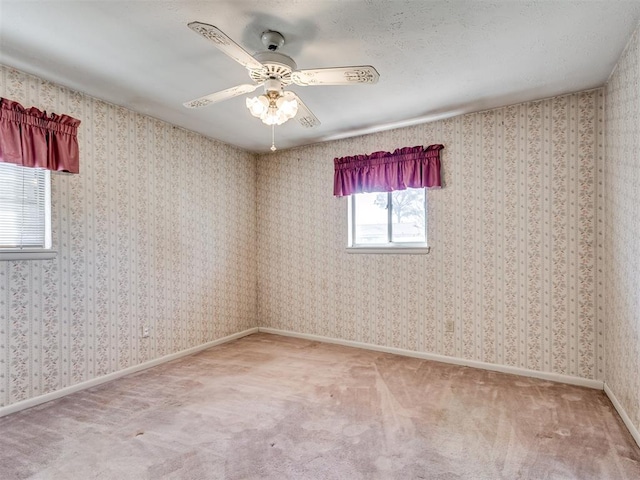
[0,98,81,174]
[333,144,444,197]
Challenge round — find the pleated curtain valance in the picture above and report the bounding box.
[0,98,81,173]
[333,144,444,197]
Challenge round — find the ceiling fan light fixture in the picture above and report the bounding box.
[246,92,298,126]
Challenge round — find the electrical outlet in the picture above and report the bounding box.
[445,320,455,333]
[141,325,150,338]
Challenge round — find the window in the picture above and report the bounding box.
[347,187,429,253]
[0,162,54,260]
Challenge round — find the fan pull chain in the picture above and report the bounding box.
[271,125,277,151]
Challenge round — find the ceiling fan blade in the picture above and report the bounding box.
[291,66,379,86]
[187,21,265,71]
[285,91,320,128]
[183,83,261,108]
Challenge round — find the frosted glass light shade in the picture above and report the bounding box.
[276,96,298,118]
[246,92,298,125]
[246,96,269,117]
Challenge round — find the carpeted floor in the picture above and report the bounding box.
[0,333,638,479]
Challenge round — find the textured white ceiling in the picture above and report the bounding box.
[2,1,640,153]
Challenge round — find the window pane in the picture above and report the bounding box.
[391,188,426,243]
[354,191,388,244]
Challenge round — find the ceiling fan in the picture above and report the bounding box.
[183,21,380,136]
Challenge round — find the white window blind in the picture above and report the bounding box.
[0,162,51,249]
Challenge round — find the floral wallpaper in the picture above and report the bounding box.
[0,62,612,414]
[257,89,604,381]
[604,24,640,436]
[0,65,257,408]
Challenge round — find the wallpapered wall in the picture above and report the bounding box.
[0,62,611,412]
[0,66,257,408]
[257,89,604,381]
[605,25,640,436]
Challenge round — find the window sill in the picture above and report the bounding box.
[347,245,431,254]
[0,249,57,261]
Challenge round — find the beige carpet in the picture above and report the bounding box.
[0,333,638,479]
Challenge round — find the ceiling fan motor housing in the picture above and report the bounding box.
[250,51,297,86]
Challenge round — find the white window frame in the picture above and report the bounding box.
[347,188,430,254]
[0,163,55,261]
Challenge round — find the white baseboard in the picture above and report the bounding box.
[258,327,604,390]
[0,326,615,425]
[0,327,259,418]
[604,383,640,448]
